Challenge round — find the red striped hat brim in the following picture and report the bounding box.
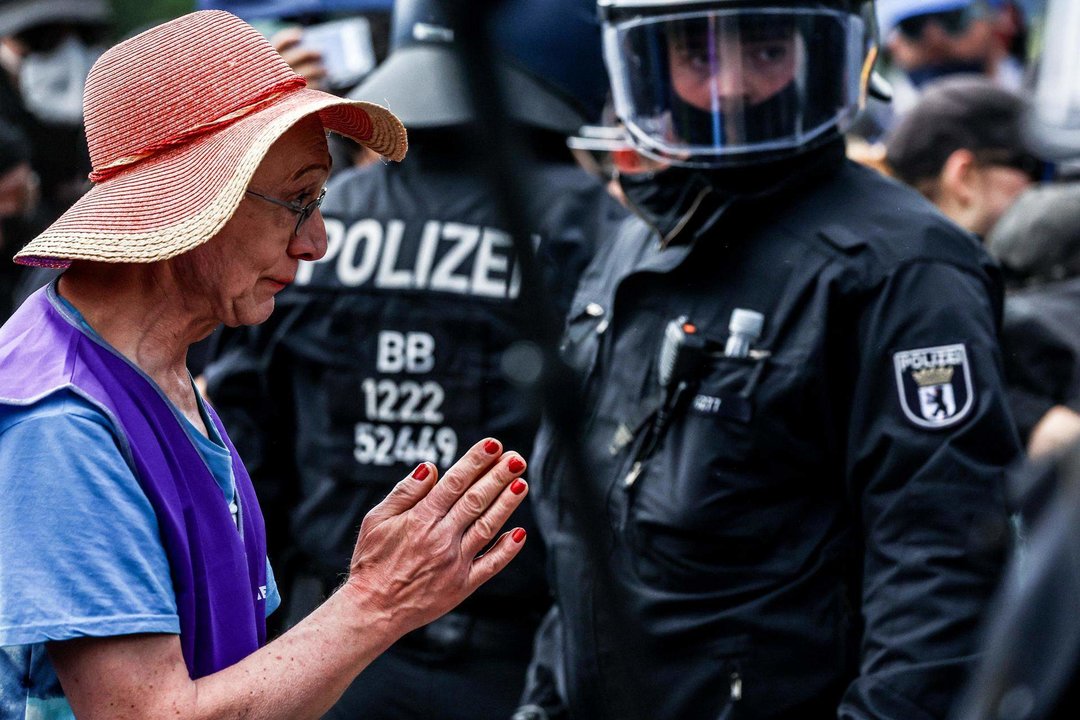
[16,88,405,268]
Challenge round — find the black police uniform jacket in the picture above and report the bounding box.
[524,142,1020,720]
[206,146,625,625]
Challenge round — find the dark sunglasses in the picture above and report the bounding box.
[245,187,327,236]
[896,8,977,40]
[974,149,1048,182]
[14,23,107,54]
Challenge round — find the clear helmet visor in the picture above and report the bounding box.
[604,7,872,167]
[1030,0,1080,160]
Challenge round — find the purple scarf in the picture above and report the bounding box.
[0,285,267,677]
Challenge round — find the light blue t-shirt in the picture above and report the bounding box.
[0,301,279,719]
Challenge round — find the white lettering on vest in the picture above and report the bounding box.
[297,218,522,298]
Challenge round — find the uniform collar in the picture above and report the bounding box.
[621,138,848,251]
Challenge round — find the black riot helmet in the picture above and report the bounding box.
[599,0,879,167]
[1027,0,1080,161]
[348,0,608,134]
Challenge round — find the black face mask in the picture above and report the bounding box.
[906,61,986,89]
[617,164,717,240]
[669,81,801,149]
[620,84,803,241]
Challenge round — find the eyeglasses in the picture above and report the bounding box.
[974,149,1048,182]
[896,8,977,40]
[244,187,327,235]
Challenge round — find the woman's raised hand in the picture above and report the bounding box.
[341,438,529,634]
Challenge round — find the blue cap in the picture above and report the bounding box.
[195,0,392,20]
[876,0,973,35]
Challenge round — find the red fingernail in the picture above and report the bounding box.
[510,479,527,495]
[412,463,430,481]
[512,528,526,543]
[508,457,526,474]
[484,439,500,454]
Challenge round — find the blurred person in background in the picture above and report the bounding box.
[878,0,1025,101]
[885,75,1040,239]
[514,1,1019,718]
[968,0,1080,459]
[0,0,110,213]
[882,74,1079,460]
[202,1,625,718]
[0,121,39,319]
[851,0,1028,146]
[988,187,1080,458]
[953,3,1080,716]
[0,0,115,313]
[197,0,394,92]
[198,0,394,169]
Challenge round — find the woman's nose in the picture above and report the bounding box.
[289,212,328,262]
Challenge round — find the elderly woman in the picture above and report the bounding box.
[0,11,529,720]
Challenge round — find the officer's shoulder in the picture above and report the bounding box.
[529,162,627,221]
[325,161,385,191]
[322,162,389,214]
[571,213,654,295]
[794,160,990,275]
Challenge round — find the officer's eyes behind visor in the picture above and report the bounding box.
[668,16,797,69]
[606,7,866,167]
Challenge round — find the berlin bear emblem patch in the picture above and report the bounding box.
[893,344,974,429]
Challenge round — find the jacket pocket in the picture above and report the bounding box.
[682,353,767,465]
[560,300,608,379]
[624,353,808,585]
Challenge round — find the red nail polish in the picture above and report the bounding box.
[510,479,527,495]
[508,457,526,474]
[412,463,430,481]
[484,439,500,454]
[512,528,526,543]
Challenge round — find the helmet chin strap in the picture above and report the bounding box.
[618,166,716,246]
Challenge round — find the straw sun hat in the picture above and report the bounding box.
[15,9,407,268]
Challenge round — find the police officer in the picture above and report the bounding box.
[203,1,624,718]
[515,1,1019,719]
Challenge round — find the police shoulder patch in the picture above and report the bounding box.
[893,344,974,429]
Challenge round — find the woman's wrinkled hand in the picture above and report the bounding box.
[342,438,530,634]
